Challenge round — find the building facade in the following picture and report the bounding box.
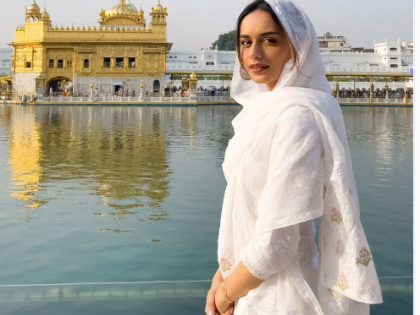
[0,48,13,76]
[166,37,413,89]
[9,0,172,98]
[318,33,351,52]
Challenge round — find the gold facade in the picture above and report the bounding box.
[9,0,172,95]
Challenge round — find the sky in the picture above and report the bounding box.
[0,0,413,50]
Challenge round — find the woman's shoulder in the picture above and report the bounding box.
[278,104,319,135]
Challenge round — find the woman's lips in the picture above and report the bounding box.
[249,64,269,73]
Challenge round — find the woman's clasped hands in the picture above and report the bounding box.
[205,274,234,315]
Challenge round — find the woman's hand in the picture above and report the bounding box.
[205,269,224,315]
[221,307,234,315]
[215,284,234,314]
[205,287,220,315]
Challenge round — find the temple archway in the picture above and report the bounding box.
[153,80,160,93]
[47,77,73,95]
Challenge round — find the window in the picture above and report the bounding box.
[194,56,197,59]
[57,59,64,69]
[390,47,397,51]
[116,57,124,68]
[169,56,173,58]
[390,64,398,68]
[25,62,31,68]
[340,43,343,46]
[128,58,136,68]
[49,59,54,68]
[189,56,192,59]
[390,57,398,60]
[206,62,214,66]
[67,60,72,66]
[174,56,177,58]
[103,57,111,68]
[84,59,89,68]
[207,55,213,58]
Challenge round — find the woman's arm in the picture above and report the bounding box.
[206,268,226,315]
[215,261,263,313]
[215,225,300,313]
[211,268,223,290]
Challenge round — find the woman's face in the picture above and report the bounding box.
[239,10,292,91]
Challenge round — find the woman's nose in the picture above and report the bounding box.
[249,44,262,60]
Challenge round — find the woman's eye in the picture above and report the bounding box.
[240,41,251,46]
[263,38,276,43]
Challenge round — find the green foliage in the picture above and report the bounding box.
[212,30,236,51]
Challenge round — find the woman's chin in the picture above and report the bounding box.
[250,75,271,85]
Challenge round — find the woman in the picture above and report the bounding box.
[205,1,382,315]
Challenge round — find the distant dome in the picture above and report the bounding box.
[27,0,41,14]
[105,0,138,17]
[41,8,50,21]
[153,0,165,11]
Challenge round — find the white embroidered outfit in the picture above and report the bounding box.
[216,1,382,314]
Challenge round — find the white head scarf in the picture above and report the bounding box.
[231,0,332,105]
[218,0,382,312]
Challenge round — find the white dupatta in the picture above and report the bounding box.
[217,0,382,313]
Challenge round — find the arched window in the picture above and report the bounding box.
[153,80,160,93]
[84,59,89,68]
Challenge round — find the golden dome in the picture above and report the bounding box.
[190,72,197,80]
[41,8,50,21]
[105,0,138,17]
[27,1,41,14]
[153,0,163,10]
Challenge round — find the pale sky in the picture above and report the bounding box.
[0,0,413,50]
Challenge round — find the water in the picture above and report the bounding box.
[0,105,413,314]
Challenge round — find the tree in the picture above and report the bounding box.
[211,30,236,51]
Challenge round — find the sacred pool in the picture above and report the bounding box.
[0,104,413,315]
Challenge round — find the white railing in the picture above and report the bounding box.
[35,95,233,104]
[34,95,412,105]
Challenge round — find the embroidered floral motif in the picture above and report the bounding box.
[331,207,343,225]
[336,274,348,291]
[327,288,339,299]
[219,258,232,272]
[335,239,345,257]
[356,247,372,267]
[358,282,377,300]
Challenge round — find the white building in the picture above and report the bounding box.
[0,48,13,76]
[318,33,351,52]
[166,38,413,89]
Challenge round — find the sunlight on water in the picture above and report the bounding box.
[0,105,412,315]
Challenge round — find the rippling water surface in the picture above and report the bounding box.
[0,105,412,315]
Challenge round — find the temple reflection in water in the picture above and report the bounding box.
[3,106,199,221]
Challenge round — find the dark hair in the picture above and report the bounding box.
[236,0,299,71]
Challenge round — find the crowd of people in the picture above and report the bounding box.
[334,87,414,99]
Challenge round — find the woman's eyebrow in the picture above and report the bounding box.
[239,31,280,38]
[259,31,280,36]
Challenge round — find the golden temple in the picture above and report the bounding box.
[8,0,172,98]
